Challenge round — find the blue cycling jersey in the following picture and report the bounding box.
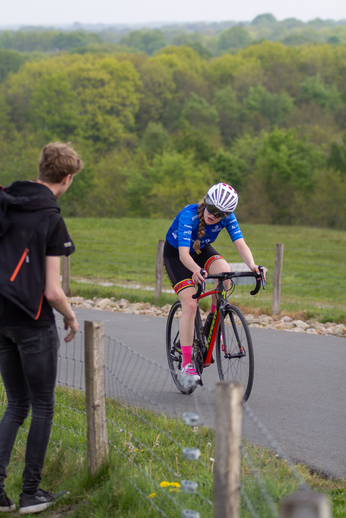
[166,204,243,252]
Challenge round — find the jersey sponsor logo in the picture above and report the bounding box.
[192,215,198,220]
[183,230,192,235]
[64,241,72,247]
[184,224,192,229]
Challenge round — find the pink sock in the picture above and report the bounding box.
[182,346,192,367]
[211,304,216,313]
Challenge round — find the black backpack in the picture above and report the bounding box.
[0,184,60,319]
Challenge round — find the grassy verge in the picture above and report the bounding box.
[64,218,346,323]
[1,385,345,517]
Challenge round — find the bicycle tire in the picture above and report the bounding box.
[166,300,197,395]
[216,304,254,401]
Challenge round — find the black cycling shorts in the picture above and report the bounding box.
[163,241,224,295]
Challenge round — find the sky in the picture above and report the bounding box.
[1,0,345,27]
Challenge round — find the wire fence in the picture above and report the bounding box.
[0,326,313,518]
[69,240,346,318]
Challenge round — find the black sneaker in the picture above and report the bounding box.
[0,490,16,512]
[203,312,215,337]
[19,489,67,515]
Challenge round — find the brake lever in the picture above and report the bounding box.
[259,265,265,290]
[192,268,207,299]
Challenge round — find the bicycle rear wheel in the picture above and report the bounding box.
[216,304,254,401]
[166,300,197,395]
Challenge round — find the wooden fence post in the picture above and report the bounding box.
[155,240,165,302]
[280,489,330,518]
[273,243,284,315]
[62,255,70,296]
[85,321,109,475]
[214,381,243,518]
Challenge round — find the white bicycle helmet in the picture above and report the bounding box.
[205,183,238,216]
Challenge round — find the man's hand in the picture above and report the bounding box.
[63,315,79,343]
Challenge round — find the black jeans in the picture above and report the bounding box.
[0,323,59,493]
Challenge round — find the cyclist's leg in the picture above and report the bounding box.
[177,286,197,365]
[208,257,231,306]
[163,243,197,367]
[200,245,230,307]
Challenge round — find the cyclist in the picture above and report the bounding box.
[164,183,264,385]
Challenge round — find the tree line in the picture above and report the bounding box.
[0,40,346,228]
[2,14,346,55]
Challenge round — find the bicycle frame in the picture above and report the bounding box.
[195,279,232,368]
[193,267,265,371]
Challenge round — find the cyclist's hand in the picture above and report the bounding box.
[253,264,266,281]
[192,268,207,285]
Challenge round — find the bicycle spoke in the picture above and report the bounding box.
[216,305,254,401]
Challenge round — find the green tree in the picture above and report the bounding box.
[300,75,341,110]
[80,149,134,217]
[254,128,324,223]
[126,151,213,217]
[174,125,216,163]
[251,13,277,26]
[53,31,102,51]
[1,54,142,151]
[28,73,80,141]
[327,133,346,173]
[0,135,40,186]
[0,49,26,83]
[180,93,219,129]
[244,85,294,126]
[213,86,243,143]
[304,168,346,229]
[141,122,172,157]
[119,30,168,55]
[136,58,176,132]
[217,26,252,52]
[209,150,244,190]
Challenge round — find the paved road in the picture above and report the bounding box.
[55,308,346,480]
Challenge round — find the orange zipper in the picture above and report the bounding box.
[10,248,29,282]
[35,294,44,320]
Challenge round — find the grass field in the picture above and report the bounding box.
[1,384,345,517]
[65,218,346,323]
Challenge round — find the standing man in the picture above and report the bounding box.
[0,142,83,514]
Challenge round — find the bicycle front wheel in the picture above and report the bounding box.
[216,305,254,401]
[166,300,197,395]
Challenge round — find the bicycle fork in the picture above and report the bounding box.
[223,309,247,359]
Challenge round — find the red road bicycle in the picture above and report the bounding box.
[166,267,265,401]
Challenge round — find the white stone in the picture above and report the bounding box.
[97,298,111,309]
[292,320,310,329]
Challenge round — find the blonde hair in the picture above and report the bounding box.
[193,196,206,254]
[38,142,84,184]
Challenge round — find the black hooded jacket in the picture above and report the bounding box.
[0,181,75,322]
